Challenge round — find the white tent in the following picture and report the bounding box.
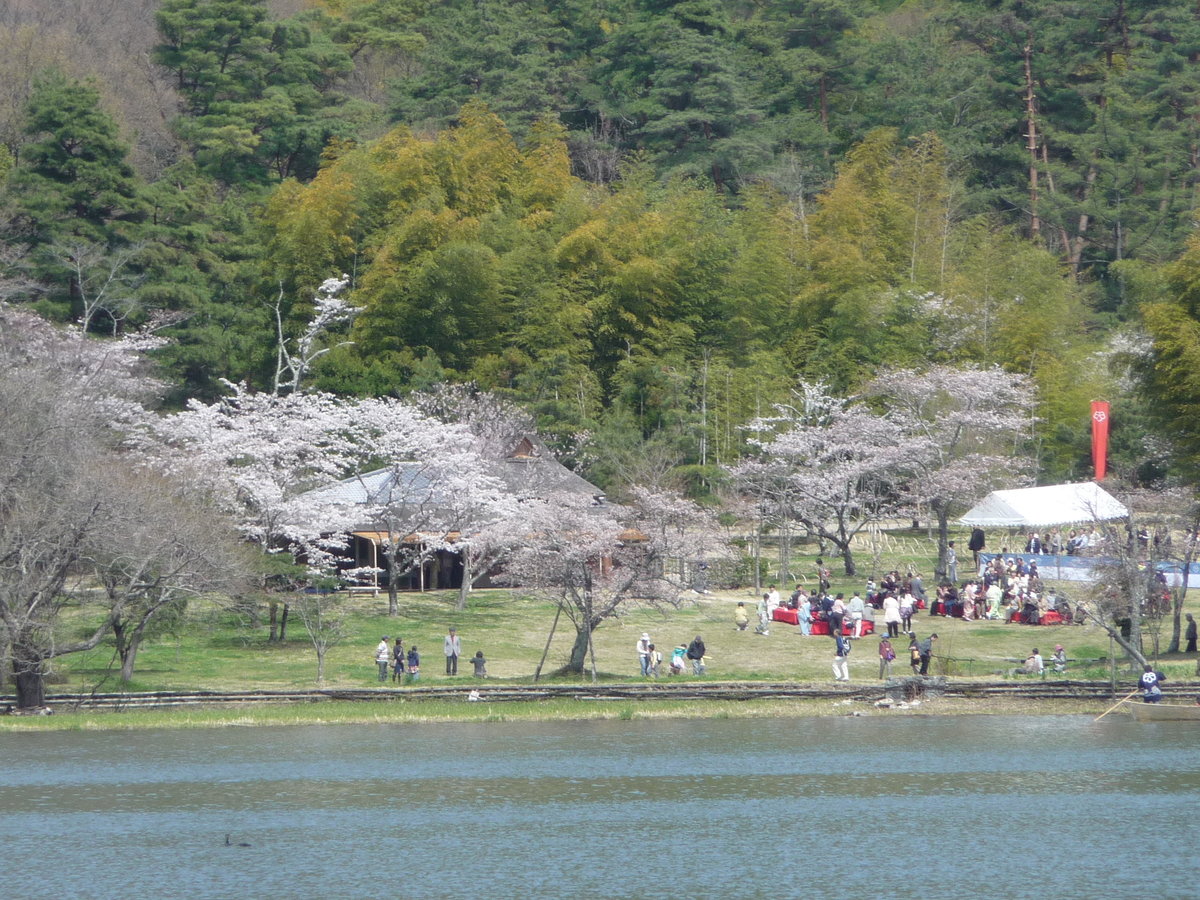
[959,482,1128,528]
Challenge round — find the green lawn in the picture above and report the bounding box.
[37,577,1196,695]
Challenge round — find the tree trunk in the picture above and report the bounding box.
[12,649,46,709]
[268,600,279,642]
[315,646,326,683]
[933,501,950,581]
[1023,41,1041,238]
[838,540,857,577]
[565,626,590,675]
[278,603,290,642]
[119,632,143,683]
[457,554,471,611]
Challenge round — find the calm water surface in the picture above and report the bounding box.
[0,715,1195,899]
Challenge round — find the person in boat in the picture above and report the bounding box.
[1138,664,1165,703]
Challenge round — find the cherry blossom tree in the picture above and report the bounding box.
[0,304,239,707]
[867,365,1038,580]
[503,489,715,678]
[272,274,357,396]
[736,402,910,577]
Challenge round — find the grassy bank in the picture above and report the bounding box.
[0,695,1124,732]
[4,539,1197,730]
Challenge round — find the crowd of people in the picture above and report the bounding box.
[372,627,487,683]
[637,632,708,676]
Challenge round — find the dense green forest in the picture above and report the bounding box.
[3,0,1200,492]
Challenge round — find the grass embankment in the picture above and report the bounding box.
[0,696,1120,732]
[2,550,1195,731]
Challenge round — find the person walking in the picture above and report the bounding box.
[1187,613,1197,653]
[918,633,938,676]
[899,592,914,634]
[375,636,391,682]
[444,627,461,675]
[832,633,851,682]
[686,634,707,675]
[878,637,895,679]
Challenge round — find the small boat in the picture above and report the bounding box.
[1126,702,1200,722]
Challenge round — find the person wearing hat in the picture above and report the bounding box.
[375,636,391,682]
[1051,645,1067,673]
[636,633,652,676]
[444,627,461,675]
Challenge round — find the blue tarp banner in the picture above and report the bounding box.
[977,553,1200,586]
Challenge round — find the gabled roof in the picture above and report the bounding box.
[959,482,1128,528]
[489,436,604,500]
[301,436,603,509]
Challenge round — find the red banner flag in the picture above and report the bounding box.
[1091,401,1110,481]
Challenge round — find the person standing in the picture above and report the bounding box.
[636,632,652,675]
[1139,664,1165,702]
[375,636,391,682]
[946,542,959,585]
[406,645,420,682]
[848,592,866,638]
[444,627,461,675]
[968,527,985,567]
[883,592,901,638]
[832,633,850,682]
[918,633,938,675]
[829,593,846,637]
[1187,613,1197,653]
[899,591,914,634]
[878,637,895,679]
[908,636,921,674]
[755,593,771,635]
[392,637,406,683]
[647,643,662,678]
[798,599,812,636]
[686,634,707,675]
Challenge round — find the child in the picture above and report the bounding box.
[406,645,420,682]
[647,643,662,677]
[908,636,921,674]
[734,602,749,631]
[471,650,487,677]
[669,644,687,675]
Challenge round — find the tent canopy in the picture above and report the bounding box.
[959,482,1128,529]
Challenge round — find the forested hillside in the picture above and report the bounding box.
[2,0,1199,491]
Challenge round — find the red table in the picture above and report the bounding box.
[809,618,874,636]
[772,608,799,625]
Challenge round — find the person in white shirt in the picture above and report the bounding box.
[848,592,866,638]
[375,637,391,682]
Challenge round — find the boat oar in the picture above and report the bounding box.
[1094,688,1139,721]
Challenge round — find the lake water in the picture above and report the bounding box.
[0,715,1194,899]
